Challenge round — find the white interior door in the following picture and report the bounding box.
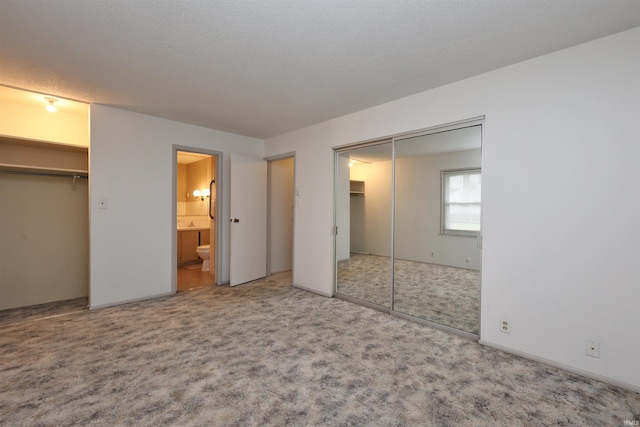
[230,153,267,286]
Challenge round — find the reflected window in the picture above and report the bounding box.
[442,169,481,235]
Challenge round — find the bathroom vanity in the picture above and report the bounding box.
[177,228,209,264]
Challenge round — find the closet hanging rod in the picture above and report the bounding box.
[0,169,88,179]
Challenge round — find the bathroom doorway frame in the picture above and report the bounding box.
[171,145,223,292]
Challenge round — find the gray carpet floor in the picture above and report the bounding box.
[1,273,638,426]
[338,254,480,334]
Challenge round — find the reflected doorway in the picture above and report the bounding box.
[335,141,393,308]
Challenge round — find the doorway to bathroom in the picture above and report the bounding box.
[176,150,218,292]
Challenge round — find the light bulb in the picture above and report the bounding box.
[45,97,57,112]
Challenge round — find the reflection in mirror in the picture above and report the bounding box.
[393,126,481,334]
[335,142,393,307]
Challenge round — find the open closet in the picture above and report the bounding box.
[0,136,89,312]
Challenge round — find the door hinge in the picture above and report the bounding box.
[332,226,338,236]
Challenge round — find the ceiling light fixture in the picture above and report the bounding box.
[45,97,57,112]
[348,158,370,168]
[192,189,210,201]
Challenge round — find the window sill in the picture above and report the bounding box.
[440,231,481,237]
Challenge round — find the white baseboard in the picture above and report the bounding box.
[89,291,174,310]
[478,340,640,394]
[293,283,332,298]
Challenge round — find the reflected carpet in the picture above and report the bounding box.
[338,254,480,333]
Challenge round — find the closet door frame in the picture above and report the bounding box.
[333,117,484,340]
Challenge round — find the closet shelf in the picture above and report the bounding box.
[350,180,365,195]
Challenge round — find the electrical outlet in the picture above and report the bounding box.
[586,340,600,358]
[431,251,435,258]
[500,318,511,334]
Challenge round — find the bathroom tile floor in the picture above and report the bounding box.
[177,264,214,291]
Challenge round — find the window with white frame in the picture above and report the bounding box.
[441,168,481,236]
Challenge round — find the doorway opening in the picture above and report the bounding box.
[175,150,219,292]
[267,155,295,284]
[0,141,89,325]
[0,87,90,324]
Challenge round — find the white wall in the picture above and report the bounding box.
[269,157,294,273]
[265,28,640,390]
[89,105,263,308]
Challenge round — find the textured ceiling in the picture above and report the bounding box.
[1,1,639,139]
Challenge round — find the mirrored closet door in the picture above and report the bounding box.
[334,122,482,336]
[393,126,482,334]
[335,141,393,308]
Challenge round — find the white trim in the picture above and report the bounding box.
[294,283,332,298]
[89,291,174,310]
[264,151,296,162]
[333,116,485,152]
[479,340,640,394]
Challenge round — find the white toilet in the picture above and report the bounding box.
[195,244,210,271]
